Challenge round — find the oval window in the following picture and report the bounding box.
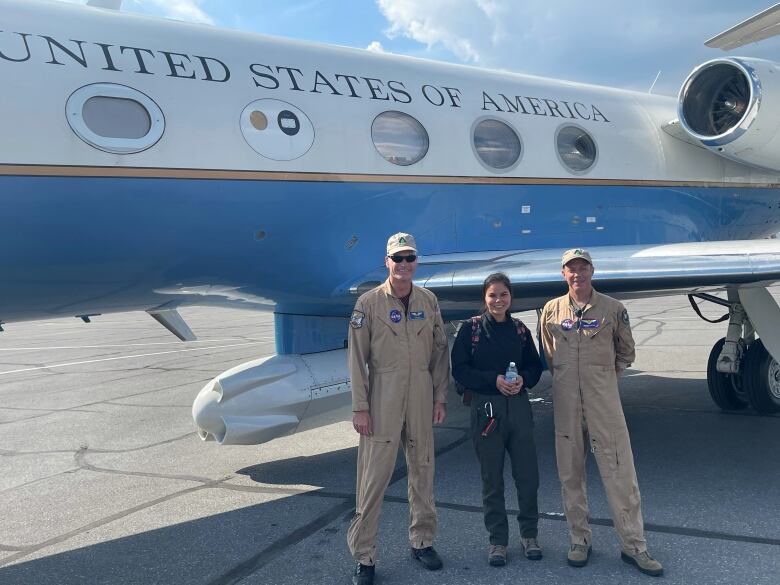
[472,118,522,170]
[83,96,151,139]
[371,111,429,166]
[66,83,164,154]
[556,124,597,173]
[240,99,314,161]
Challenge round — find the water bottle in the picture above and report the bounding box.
[505,362,518,384]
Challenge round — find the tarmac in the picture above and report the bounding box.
[1,292,779,585]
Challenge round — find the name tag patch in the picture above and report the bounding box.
[389,309,402,323]
[581,319,600,329]
[409,311,425,320]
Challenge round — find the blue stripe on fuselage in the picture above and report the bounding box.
[1,174,779,321]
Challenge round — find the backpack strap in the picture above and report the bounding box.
[470,315,482,355]
[512,317,527,346]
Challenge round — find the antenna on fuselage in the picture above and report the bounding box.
[648,70,661,94]
[87,0,123,9]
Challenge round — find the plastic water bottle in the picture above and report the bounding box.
[505,362,518,384]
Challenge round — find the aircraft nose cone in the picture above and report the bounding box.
[192,380,227,442]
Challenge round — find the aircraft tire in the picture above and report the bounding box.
[742,339,780,414]
[706,338,748,410]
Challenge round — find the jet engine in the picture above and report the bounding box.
[677,57,780,171]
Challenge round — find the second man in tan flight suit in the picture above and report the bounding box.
[347,232,450,585]
[540,248,663,577]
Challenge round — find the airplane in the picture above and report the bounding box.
[1,0,780,446]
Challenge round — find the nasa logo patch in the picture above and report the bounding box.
[561,318,574,331]
[390,309,402,323]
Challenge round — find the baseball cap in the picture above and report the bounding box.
[386,232,417,256]
[561,248,593,268]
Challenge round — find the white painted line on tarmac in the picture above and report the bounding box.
[0,338,273,351]
[0,341,267,375]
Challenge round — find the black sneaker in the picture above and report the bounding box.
[411,546,443,570]
[352,563,374,585]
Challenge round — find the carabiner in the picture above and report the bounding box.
[484,401,493,418]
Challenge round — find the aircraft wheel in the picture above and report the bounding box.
[742,339,780,414]
[706,338,748,410]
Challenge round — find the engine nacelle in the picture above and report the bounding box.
[677,57,780,171]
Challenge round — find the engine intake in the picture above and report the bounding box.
[677,57,780,171]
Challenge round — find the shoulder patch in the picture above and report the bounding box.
[621,308,630,325]
[350,310,365,329]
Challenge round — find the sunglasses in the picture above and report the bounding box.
[389,254,417,263]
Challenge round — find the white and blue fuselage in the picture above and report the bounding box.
[1,0,779,355]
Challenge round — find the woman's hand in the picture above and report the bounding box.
[496,375,524,396]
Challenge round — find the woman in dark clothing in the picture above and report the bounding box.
[451,272,543,567]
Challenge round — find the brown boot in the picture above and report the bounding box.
[488,544,507,566]
[621,550,664,577]
[567,543,591,567]
[521,537,543,560]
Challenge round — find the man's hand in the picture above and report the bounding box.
[433,402,447,425]
[352,410,372,436]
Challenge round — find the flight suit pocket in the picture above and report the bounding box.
[588,364,617,388]
[554,431,578,484]
[433,323,447,347]
[590,432,618,477]
[546,323,570,366]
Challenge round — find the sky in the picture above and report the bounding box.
[55,0,780,96]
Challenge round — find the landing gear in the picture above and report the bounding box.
[741,339,780,414]
[706,338,747,410]
[694,291,780,414]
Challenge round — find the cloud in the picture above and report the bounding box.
[376,0,780,95]
[366,41,386,53]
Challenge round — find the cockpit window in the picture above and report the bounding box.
[371,111,429,166]
[66,83,164,154]
[472,118,522,171]
[556,124,597,173]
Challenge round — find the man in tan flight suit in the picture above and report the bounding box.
[540,248,663,577]
[347,232,450,585]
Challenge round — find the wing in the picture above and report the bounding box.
[350,239,780,315]
[706,4,780,50]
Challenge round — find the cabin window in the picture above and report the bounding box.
[556,124,597,173]
[371,111,429,166]
[472,118,522,171]
[240,99,314,161]
[83,97,151,139]
[66,83,164,154]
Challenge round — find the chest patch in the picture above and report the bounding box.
[389,309,402,323]
[561,318,575,331]
[581,318,600,329]
[409,311,425,320]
